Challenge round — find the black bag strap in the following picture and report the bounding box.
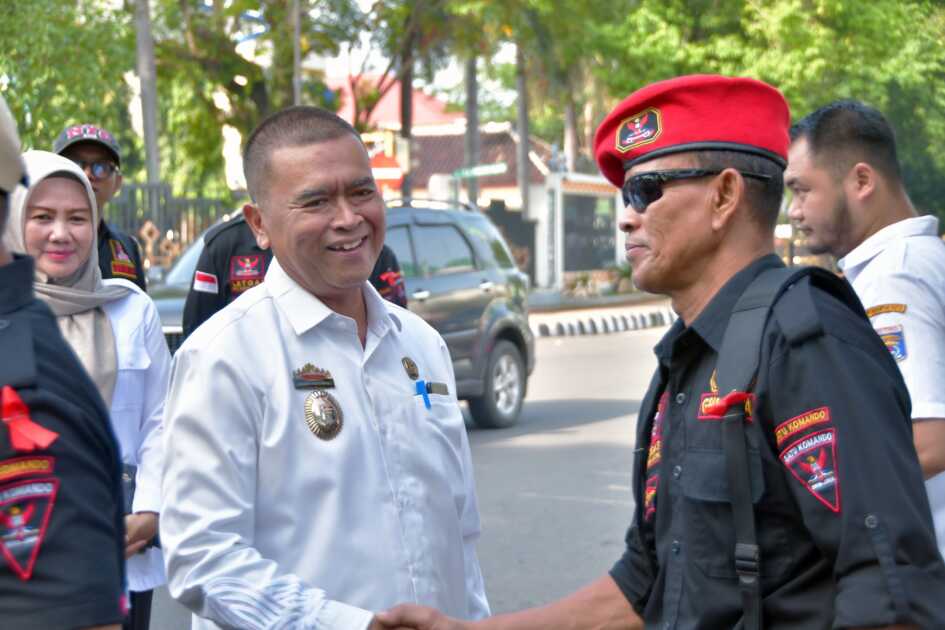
[713,266,824,630]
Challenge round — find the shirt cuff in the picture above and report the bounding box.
[131,481,162,514]
[311,600,374,630]
[912,404,945,421]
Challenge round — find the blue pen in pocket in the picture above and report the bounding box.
[416,379,431,409]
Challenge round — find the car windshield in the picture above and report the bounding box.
[164,238,205,287]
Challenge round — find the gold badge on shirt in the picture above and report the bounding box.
[304,390,343,440]
[402,357,419,380]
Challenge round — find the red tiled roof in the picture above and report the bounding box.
[326,75,464,128]
[412,128,551,187]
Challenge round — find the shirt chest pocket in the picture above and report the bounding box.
[680,448,790,580]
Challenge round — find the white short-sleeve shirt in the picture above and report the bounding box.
[102,279,171,592]
[838,214,945,553]
[160,258,490,630]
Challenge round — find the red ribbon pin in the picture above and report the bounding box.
[702,390,753,418]
[2,386,59,452]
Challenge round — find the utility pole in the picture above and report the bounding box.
[516,43,530,216]
[292,0,302,106]
[464,56,480,207]
[134,0,160,186]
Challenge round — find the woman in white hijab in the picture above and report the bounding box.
[3,150,169,630]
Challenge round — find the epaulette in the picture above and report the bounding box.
[772,268,862,347]
[203,213,246,247]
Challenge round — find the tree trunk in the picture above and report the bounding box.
[516,43,530,214]
[464,56,480,207]
[135,0,160,186]
[563,95,578,173]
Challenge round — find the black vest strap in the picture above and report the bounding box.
[715,266,827,630]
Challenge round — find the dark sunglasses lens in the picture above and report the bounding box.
[625,175,663,212]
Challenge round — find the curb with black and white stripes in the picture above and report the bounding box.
[529,302,678,338]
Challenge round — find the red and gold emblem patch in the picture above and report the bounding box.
[0,478,59,580]
[775,406,831,448]
[780,429,840,513]
[229,255,264,293]
[108,240,137,280]
[697,370,753,421]
[643,392,669,521]
[616,108,662,154]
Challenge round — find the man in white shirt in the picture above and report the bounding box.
[786,99,945,555]
[160,106,490,630]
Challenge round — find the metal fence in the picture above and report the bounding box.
[105,183,234,270]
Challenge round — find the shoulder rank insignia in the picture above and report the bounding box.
[293,363,335,389]
[865,303,907,318]
[875,324,907,362]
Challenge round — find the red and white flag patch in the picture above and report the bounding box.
[780,429,840,513]
[0,478,59,580]
[193,271,219,294]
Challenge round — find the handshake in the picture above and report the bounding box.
[369,605,469,630]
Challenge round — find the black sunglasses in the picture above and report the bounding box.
[622,168,772,212]
[69,159,119,180]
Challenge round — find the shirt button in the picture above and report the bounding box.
[671,540,681,555]
[672,465,682,479]
[675,392,686,405]
[865,514,879,528]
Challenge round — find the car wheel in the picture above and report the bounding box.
[469,340,525,429]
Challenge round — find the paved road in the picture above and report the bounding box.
[151,326,667,626]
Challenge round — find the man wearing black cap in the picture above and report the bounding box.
[0,99,126,629]
[54,124,147,291]
[377,75,945,629]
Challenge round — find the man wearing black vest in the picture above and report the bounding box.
[0,97,126,629]
[377,76,945,630]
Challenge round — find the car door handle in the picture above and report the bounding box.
[412,289,431,301]
[479,281,494,292]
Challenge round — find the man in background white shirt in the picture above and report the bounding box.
[160,106,490,630]
[786,99,945,555]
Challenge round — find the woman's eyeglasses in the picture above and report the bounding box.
[622,168,772,212]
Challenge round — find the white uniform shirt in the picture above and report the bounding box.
[838,214,945,554]
[102,279,171,591]
[161,258,490,630]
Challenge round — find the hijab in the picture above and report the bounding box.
[3,150,130,405]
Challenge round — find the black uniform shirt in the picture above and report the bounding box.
[181,216,272,338]
[98,220,146,291]
[0,255,126,629]
[610,254,945,629]
[183,215,407,338]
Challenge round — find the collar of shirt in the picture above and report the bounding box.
[653,253,784,362]
[0,254,36,314]
[264,256,404,338]
[838,215,940,281]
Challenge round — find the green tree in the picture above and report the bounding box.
[0,0,139,171]
[594,0,945,218]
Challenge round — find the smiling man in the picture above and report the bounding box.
[378,76,945,630]
[159,106,489,630]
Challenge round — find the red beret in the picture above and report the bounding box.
[594,75,790,187]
